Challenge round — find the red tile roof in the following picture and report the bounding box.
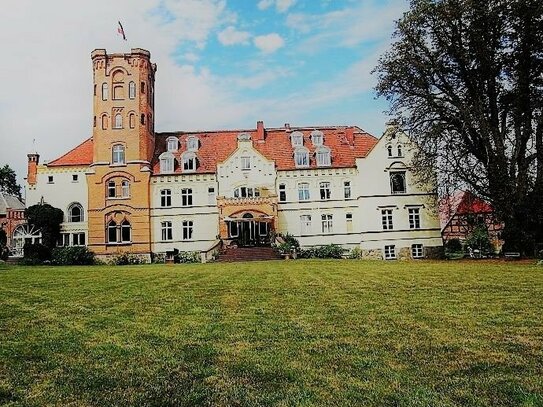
[439,190,494,228]
[152,126,378,174]
[47,138,93,167]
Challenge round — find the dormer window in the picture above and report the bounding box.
[159,152,175,174]
[290,131,303,147]
[294,147,309,167]
[315,146,331,167]
[166,137,178,152]
[311,130,324,146]
[187,136,199,152]
[182,152,197,172]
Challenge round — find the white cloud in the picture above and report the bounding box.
[257,0,274,10]
[258,0,295,13]
[253,33,285,54]
[217,26,251,46]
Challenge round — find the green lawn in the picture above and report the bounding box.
[0,260,542,407]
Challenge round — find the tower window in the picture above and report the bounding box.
[112,144,125,165]
[101,115,108,130]
[101,83,108,100]
[113,114,123,129]
[140,114,145,125]
[93,84,97,96]
[107,181,116,198]
[121,220,131,242]
[129,113,135,129]
[107,220,117,243]
[113,85,124,100]
[121,180,130,198]
[141,81,146,94]
[129,81,136,99]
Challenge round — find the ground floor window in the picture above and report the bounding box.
[321,214,333,233]
[72,233,85,246]
[107,219,131,243]
[411,244,424,259]
[300,215,311,235]
[384,245,396,260]
[182,220,193,240]
[161,221,173,241]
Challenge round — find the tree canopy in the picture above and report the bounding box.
[0,164,21,199]
[375,0,543,252]
[25,204,64,250]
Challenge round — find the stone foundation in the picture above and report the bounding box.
[360,249,383,260]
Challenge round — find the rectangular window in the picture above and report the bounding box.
[108,181,116,198]
[278,184,286,202]
[72,174,79,182]
[72,233,85,246]
[58,233,70,247]
[160,189,171,207]
[319,182,331,200]
[411,244,424,259]
[181,188,193,206]
[384,245,396,260]
[298,183,310,201]
[409,208,421,229]
[182,220,193,240]
[321,214,333,233]
[241,156,251,170]
[229,222,239,237]
[346,213,353,232]
[300,215,312,235]
[208,187,215,205]
[344,181,351,199]
[259,222,268,236]
[161,221,173,241]
[48,176,54,183]
[381,209,393,230]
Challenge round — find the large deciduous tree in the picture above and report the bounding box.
[25,204,64,250]
[375,0,543,253]
[0,165,21,199]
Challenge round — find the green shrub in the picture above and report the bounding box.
[445,238,463,253]
[347,247,363,259]
[51,246,95,265]
[175,251,200,264]
[23,243,51,263]
[464,225,492,254]
[109,252,145,266]
[299,244,344,259]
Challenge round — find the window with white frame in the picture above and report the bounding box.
[300,215,312,235]
[129,113,135,129]
[161,221,173,241]
[121,220,131,242]
[294,147,309,167]
[208,186,215,205]
[113,114,122,129]
[182,152,197,172]
[311,130,323,146]
[278,184,286,202]
[316,146,331,167]
[102,83,108,100]
[107,181,116,198]
[182,220,193,240]
[167,137,178,152]
[107,220,116,243]
[384,245,396,260]
[72,233,85,246]
[298,182,310,201]
[290,131,303,147]
[408,208,421,229]
[321,214,333,233]
[233,186,260,198]
[344,181,352,199]
[381,209,393,230]
[129,81,136,99]
[112,144,125,164]
[241,156,251,170]
[411,244,424,258]
[159,152,175,174]
[181,188,193,206]
[59,233,70,247]
[186,136,199,151]
[319,181,331,200]
[390,171,406,194]
[121,180,130,198]
[68,203,84,222]
[160,189,171,207]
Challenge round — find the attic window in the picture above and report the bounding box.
[290,131,303,147]
[316,146,331,167]
[187,136,199,152]
[167,137,178,152]
[159,152,175,174]
[311,130,324,146]
[294,147,309,167]
[182,152,197,172]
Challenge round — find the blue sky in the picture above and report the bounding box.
[0,0,408,185]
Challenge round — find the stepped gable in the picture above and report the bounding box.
[152,125,378,174]
[47,138,93,167]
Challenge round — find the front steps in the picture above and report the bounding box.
[217,246,282,262]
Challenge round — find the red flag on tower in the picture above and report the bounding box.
[117,21,127,41]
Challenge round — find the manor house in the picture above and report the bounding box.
[24,48,442,261]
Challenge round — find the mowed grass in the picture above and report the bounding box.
[0,260,542,407]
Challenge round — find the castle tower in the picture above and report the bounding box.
[86,48,157,260]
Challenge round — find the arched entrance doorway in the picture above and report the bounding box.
[226,211,272,247]
[11,224,42,257]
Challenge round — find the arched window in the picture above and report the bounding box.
[290,131,303,147]
[311,130,324,146]
[107,220,117,243]
[113,85,124,100]
[114,114,122,129]
[107,181,116,198]
[112,144,125,164]
[101,114,108,130]
[294,147,309,167]
[101,83,109,100]
[397,145,403,157]
[316,146,331,166]
[387,145,393,157]
[167,137,178,152]
[140,114,145,125]
[121,180,130,198]
[390,171,406,194]
[129,113,135,129]
[141,81,146,94]
[187,136,199,151]
[129,81,136,99]
[121,220,131,242]
[182,152,197,172]
[159,152,175,174]
[68,203,84,222]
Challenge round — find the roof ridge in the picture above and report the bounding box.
[47,137,93,166]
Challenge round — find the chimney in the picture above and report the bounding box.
[284,123,291,132]
[345,127,355,145]
[27,153,40,186]
[256,120,265,141]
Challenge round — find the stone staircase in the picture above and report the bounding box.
[217,246,283,262]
